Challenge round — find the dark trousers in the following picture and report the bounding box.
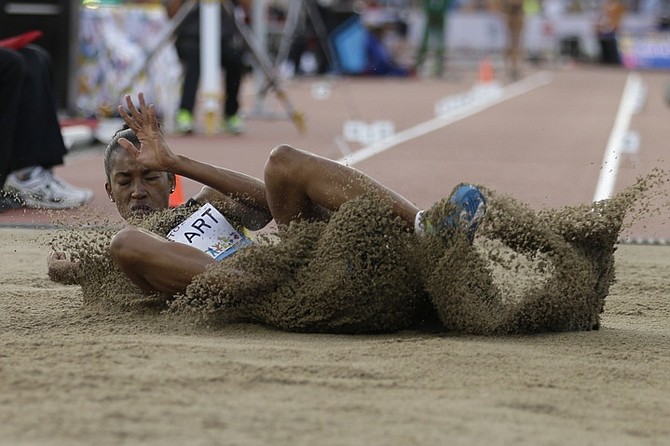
[175,37,244,118]
[0,47,23,187]
[598,35,621,65]
[0,45,66,187]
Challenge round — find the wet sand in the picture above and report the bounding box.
[1,226,668,445]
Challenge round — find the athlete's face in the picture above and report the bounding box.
[105,149,174,221]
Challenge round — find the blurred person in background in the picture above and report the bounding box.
[415,0,450,78]
[0,42,93,213]
[364,23,412,76]
[362,4,412,77]
[167,0,249,135]
[653,0,670,30]
[501,0,525,80]
[595,0,626,65]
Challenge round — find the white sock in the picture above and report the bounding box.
[414,210,426,236]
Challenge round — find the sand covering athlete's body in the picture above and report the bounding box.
[47,93,486,296]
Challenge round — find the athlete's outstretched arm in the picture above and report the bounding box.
[109,226,216,295]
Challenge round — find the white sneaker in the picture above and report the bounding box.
[4,166,94,209]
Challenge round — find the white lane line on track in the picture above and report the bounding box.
[337,71,555,166]
[592,72,643,202]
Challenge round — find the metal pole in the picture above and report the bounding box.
[222,0,305,132]
[200,0,222,134]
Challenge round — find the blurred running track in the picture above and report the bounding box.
[2,65,669,241]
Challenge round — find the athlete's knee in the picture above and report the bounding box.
[264,144,303,183]
[109,227,144,267]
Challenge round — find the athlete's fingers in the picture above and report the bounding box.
[138,92,148,117]
[148,103,160,132]
[124,94,141,120]
[117,137,140,156]
[118,104,134,128]
[48,251,66,261]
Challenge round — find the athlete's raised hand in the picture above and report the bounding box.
[117,92,179,173]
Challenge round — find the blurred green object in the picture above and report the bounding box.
[82,0,123,9]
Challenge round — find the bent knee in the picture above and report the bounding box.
[264,144,303,182]
[109,227,145,266]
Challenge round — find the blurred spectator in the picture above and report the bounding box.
[167,0,249,135]
[364,24,411,75]
[0,43,93,212]
[359,5,411,76]
[501,0,525,80]
[654,0,670,30]
[415,0,450,78]
[639,0,670,30]
[595,0,626,65]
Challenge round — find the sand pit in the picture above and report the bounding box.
[2,184,669,444]
[45,172,664,336]
[2,64,670,443]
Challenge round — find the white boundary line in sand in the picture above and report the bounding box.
[337,71,555,166]
[592,72,644,202]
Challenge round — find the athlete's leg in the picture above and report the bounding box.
[109,226,215,295]
[263,144,419,228]
[506,14,524,79]
[416,25,430,71]
[220,40,243,118]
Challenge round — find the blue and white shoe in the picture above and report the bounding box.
[445,183,487,241]
[419,183,487,241]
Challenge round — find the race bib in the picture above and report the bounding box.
[167,203,252,260]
